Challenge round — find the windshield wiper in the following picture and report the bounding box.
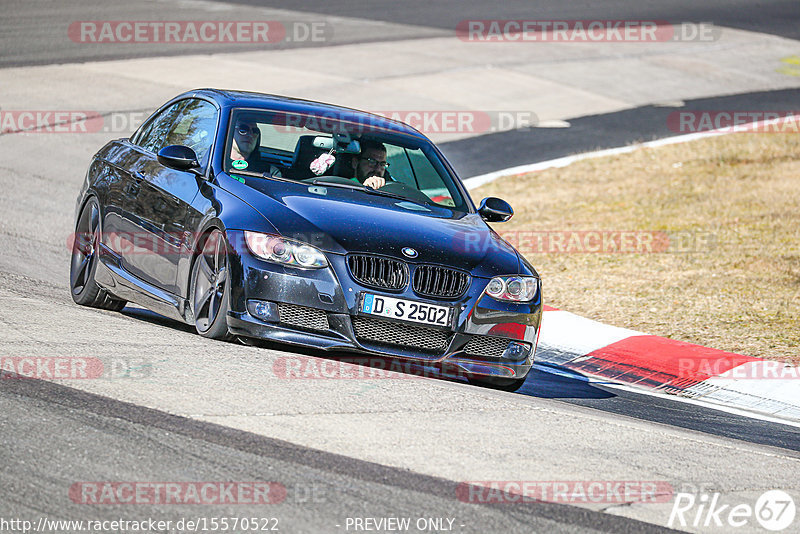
[228,170,299,184]
[362,187,410,202]
[310,179,414,202]
[310,179,366,191]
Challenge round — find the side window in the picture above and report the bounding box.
[258,123,301,153]
[406,148,443,190]
[384,145,417,187]
[164,99,218,168]
[135,101,186,154]
[386,146,457,207]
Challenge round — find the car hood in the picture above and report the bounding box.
[237,179,521,277]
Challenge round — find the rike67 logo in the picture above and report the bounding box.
[669,490,796,531]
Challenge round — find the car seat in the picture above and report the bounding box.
[286,135,328,180]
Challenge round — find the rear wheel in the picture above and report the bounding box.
[69,198,126,311]
[190,229,233,340]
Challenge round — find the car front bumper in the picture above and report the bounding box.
[225,230,541,380]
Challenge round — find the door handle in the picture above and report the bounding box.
[127,171,144,196]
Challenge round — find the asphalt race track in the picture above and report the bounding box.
[4,0,799,66]
[442,87,800,177]
[1,376,673,534]
[1,1,799,533]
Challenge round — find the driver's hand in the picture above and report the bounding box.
[363,176,386,189]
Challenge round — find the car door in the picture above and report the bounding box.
[105,100,185,282]
[125,98,218,295]
[96,143,143,258]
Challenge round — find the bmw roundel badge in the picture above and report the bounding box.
[401,247,418,258]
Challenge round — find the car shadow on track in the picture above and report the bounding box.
[118,306,615,400]
[238,335,616,400]
[514,367,616,400]
[120,306,195,333]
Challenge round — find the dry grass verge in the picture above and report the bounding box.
[475,129,800,365]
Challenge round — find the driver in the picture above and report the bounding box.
[352,140,391,189]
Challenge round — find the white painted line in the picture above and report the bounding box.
[683,361,800,421]
[536,360,800,430]
[602,380,800,430]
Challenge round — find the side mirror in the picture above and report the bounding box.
[158,145,201,173]
[478,197,514,222]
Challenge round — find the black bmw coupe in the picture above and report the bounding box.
[70,89,541,390]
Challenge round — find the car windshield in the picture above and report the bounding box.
[224,108,467,210]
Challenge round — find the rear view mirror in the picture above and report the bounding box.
[335,133,361,154]
[312,135,361,154]
[312,136,334,150]
[157,145,200,173]
[478,197,514,222]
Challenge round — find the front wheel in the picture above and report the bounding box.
[189,229,233,340]
[69,198,126,311]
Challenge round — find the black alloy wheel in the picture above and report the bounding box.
[190,229,233,339]
[69,198,126,311]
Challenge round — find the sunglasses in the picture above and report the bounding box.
[236,125,259,135]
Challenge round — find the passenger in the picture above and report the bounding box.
[229,120,281,176]
[230,120,261,166]
[352,140,391,189]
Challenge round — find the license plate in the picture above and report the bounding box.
[360,294,452,327]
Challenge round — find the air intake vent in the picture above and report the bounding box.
[352,316,451,353]
[348,255,408,291]
[463,335,513,358]
[278,303,329,332]
[413,265,470,299]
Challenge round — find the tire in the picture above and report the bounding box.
[189,229,233,340]
[69,198,127,311]
[467,375,528,392]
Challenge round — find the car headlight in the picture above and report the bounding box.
[485,276,539,302]
[244,231,328,269]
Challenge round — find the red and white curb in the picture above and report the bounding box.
[536,308,800,421]
[464,117,800,422]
